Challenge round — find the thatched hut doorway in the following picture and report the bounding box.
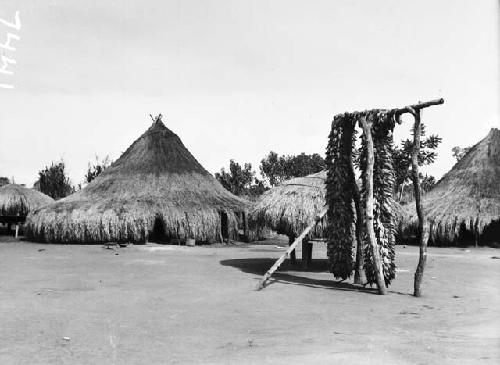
[220,211,229,242]
[481,220,500,246]
[150,215,167,243]
[234,211,249,241]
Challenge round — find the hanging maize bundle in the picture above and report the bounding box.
[360,111,397,286]
[326,114,357,280]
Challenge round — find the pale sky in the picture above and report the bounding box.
[0,0,498,187]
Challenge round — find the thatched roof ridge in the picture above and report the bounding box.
[26,120,251,243]
[0,184,54,217]
[249,171,327,238]
[399,128,500,242]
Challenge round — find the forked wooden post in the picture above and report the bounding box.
[352,183,366,285]
[360,116,387,295]
[394,99,444,297]
[395,101,445,297]
[256,208,328,290]
[410,108,430,297]
[350,151,367,285]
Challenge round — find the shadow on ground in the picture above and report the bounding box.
[220,258,378,294]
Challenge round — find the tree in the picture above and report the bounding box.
[35,160,74,200]
[259,151,284,187]
[248,178,266,196]
[420,174,436,193]
[260,152,325,187]
[286,152,325,178]
[215,160,265,197]
[85,155,112,184]
[0,177,9,188]
[392,123,442,201]
[452,145,471,161]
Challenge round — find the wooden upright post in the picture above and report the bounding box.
[353,182,367,285]
[350,151,367,285]
[288,234,297,265]
[302,235,313,269]
[411,109,430,297]
[360,116,387,295]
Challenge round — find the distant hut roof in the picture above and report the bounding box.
[249,171,327,238]
[399,128,500,242]
[26,119,251,243]
[0,184,54,217]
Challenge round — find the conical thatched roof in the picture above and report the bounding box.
[399,128,500,242]
[26,119,251,243]
[249,171,327,238]
[0,184,54,217]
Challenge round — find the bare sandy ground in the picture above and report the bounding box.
[0,236,498,364]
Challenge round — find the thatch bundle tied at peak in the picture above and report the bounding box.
[249,171,327,238]
[399,128,500,243]
[26,119,251,243]
[0,184,54,218]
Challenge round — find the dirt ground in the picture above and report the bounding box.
[0,236,499,365]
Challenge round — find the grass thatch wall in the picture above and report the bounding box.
[398,128,500,243]
[26,120,251,243]
[249,171,327,238]
[0,184,54,217]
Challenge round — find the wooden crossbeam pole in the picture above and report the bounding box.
[394,98,444,117]
[255,208,328,291]
[349,98,445,119]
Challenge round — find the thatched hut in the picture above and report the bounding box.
[249,171,327,239]
[0,184,54,218]
[0,184,54,237]
[26,119,251,244]
[399,128,500,244]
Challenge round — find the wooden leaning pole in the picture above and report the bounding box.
[256,208,328,290]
